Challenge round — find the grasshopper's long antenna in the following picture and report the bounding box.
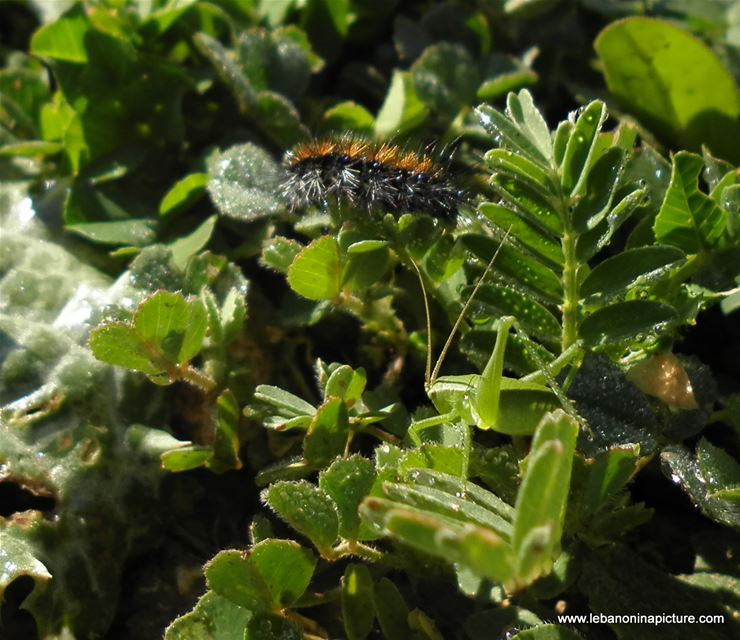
[429,226,513,387]
[409,258,433,387]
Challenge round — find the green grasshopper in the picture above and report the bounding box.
[407,230,583,457]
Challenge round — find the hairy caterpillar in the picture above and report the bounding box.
[280,137,465,221]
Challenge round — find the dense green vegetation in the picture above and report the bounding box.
[1,1,739,639]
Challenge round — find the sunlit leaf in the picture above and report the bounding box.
[654,152,728,253]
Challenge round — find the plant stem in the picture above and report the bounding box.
[560,229,579,351]
[181,365,218,393]
[329,540,385,562]
[361,424,401,445]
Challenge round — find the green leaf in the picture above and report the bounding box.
[277,25,324,73]
[374,578,413,640]
[303,397,349,466]
[345,249,391,292]
[678,572,740,621]
[511,411,579,588]
[375,70,429,137]
[363,497,513,584]
[476,102,549,168]
[207,143,285,221]
[579,300,678,348]
[505,89,553,165]
[66,219,157,247]
[480,203,561,269]
[399,444,466,477]
[487,169,563,237]
[324,101,375,134]
[462,235,562,304]
[205,550,273,612]
[319,456,376,540]
[89,291,207,381]
[483,149,559,205]
[408,468,515,522]
[253,385,316,417]
[466,283,561,342]
[424,234,465,283]
[249,539,317,608]
[252,90,308,148]
[210,389,242,472]
[342,564,375,640]
[654,152,729,253]
[164,591,253,640]
[577,187,648,261]
[560,101,607,196]
[236,29,311,101]
[477,54,537,101]
[89,323,166,377]
[0,58,50,136]
[569,147,624,232]
[661,444,740,530]
[262,481,339,553]
[411,43,479,120]
[396,214,441,260]
[0,140,64,157]
[63,180,131,225]
[160,445,213,472]
[287,236,343,301]
[708,172,739,210]
[261,236,303,274]
[528,549,581,599]
[194,32,256,111]
[696,439,740,500]
[324,365,367,403]
[159,173,209,217]
[168,215,217,269]
[205,552,316,622]
[381,480,512,540]
[452,525,514,585]
[139,0,198,37]
[581,446,640,514]
[580,246,687,303]
[30,4,89,63]
[567,355,660,458]
[595,17,740,163]
[219,287,247,346]
[300,0,350,60]
[133,290,207,364]
[246,614,302,640]
[255,456,313,487]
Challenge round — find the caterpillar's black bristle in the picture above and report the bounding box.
[281,137,466,222]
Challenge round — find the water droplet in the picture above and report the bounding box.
[477,109,492,127]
